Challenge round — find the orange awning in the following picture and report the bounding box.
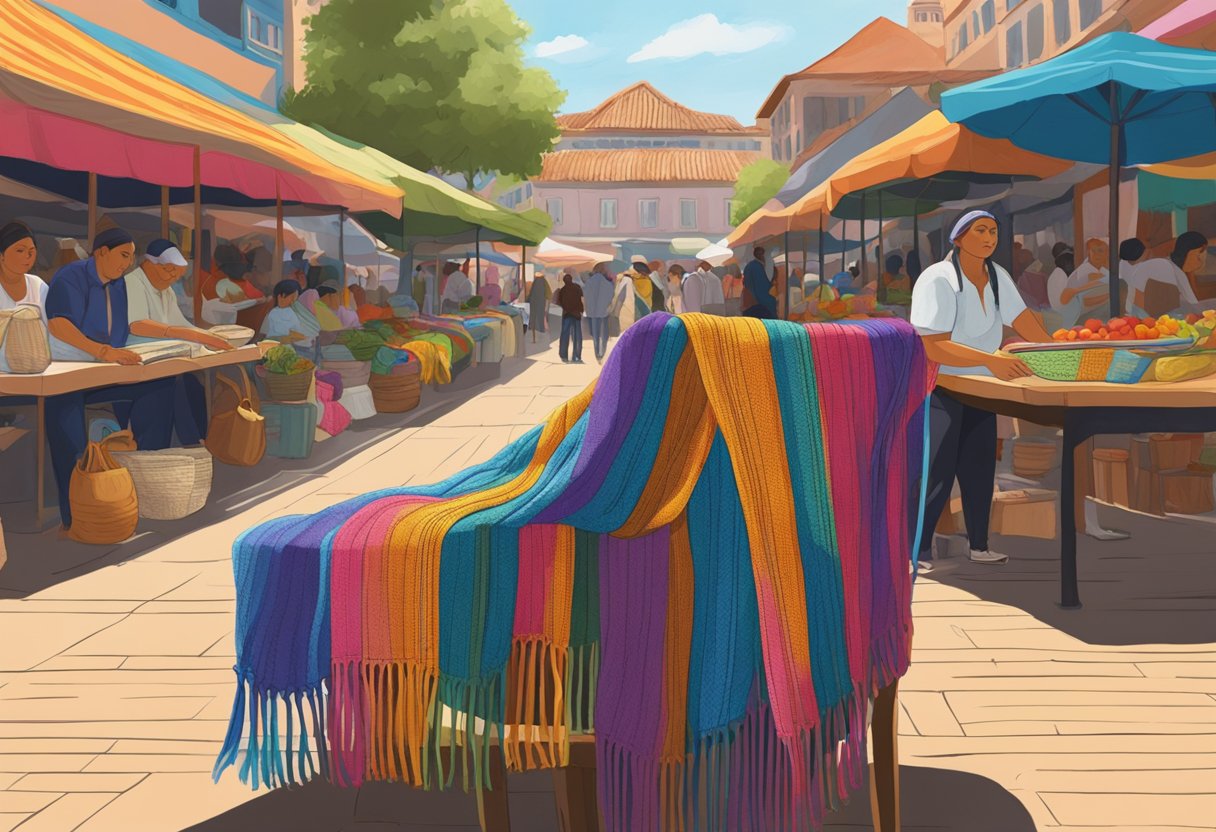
[1144,152,1216,180]
[0,0,402,213]
[789,111,1072,224]
[726,188,829,248]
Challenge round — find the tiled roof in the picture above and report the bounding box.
[558,82,761,134]
[537,149,759,183]
[756,18,974,118]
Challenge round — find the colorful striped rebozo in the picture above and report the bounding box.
[213,313,936,831]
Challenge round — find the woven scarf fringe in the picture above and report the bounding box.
[504,637,569,772]
[212,670,327,791]
[564,641,599,736]
[431,671,506,793]
[353,660,438,787]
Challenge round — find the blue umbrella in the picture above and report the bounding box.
[942,32,1216,318]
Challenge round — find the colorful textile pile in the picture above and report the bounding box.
[214,314,934,831]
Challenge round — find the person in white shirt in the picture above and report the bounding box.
[910,210,1052,568]
[441,266,473,313]
[699,262,726,315]
[1117,238,1151,317]
[0,221,48,322]
[1061,238,1112,323]
[1129,232,1206,318]
[126,240,233,352]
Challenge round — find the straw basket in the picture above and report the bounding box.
[256,365,314,401]
[369,365,422,413]
[110,448,213,521]
[69,437,139,544]
[320,359,372,389]
[1012,440,1058,480]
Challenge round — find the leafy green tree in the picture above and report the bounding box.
[285,0,565,189]
[730,159,790,226]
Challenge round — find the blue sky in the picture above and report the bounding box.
[509,0,911,123]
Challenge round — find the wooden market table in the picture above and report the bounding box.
[937,373,1216,608]
[0,344,267,529]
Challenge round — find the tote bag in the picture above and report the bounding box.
[206,366,266,466]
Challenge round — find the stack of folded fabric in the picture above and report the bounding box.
[213,314,934,832]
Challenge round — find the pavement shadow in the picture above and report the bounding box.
[0,356,540,599]
[928,501,1216,647]
[184,765,1034,832]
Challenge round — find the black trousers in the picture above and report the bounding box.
[913,389,997,560]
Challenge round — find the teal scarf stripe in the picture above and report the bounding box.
[560,318,688,532]
[763,321,852,713]
[438,417,589,679]
[685,434,759,739]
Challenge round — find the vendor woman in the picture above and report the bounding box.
[910,210,1052,568]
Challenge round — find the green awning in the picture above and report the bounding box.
[273,123,550,247]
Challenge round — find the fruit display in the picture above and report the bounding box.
[1051,314,1201,343]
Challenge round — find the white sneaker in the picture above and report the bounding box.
[916,560,935,575]
[1084,500,1130,541]
[969,549,1009,565]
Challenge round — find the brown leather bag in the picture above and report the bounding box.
[69,431,139,544]
[205,366,266,466]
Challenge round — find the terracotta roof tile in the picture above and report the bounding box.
[537,149,759,183]
[756,18,979,118]
[558,82,758,134]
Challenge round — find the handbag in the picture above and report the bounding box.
[69,431,139,544]
[206,366,266,466]
[0,305,51,374]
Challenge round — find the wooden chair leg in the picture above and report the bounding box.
[479,745,512,832]
[555,739,601,832]
[869,681,901,832]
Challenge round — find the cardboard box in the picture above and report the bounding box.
[935,496,965,535]
[1161,470,1215,515]
[1129,437,1165,515]
[1092,448,1131,507]
[1148,433,1203,471]
[990,489,1057,539]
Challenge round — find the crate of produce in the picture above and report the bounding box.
[1007,339,1192,383]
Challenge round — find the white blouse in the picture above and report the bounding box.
[910,258,1027,376]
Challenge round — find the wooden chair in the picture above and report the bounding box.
[479,680,901,832]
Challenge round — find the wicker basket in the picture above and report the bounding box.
[256,365,314,401]
[369,366,422,413]
[111,448,213,521]
[320,359,372,389]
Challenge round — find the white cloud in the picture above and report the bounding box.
[535,34,591,59]
[627,14,789,63]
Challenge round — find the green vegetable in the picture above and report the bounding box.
[263,344,315,375]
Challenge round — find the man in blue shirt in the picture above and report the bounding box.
[742,247,777,319]
[44,227,176,534]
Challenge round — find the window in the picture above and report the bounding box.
[959,24,970,52]
[1027,4,1045,61]
[600,199,618,229]
[153,0,178,7]
[1006,21,1024,67]
[725,199,736,224]
[916,11,927,22]
[680,199,698,230]
[1053,0,1072,43]
[1078,0,1102,29]
[639,199,659,229]
[248,10,282,52]
[1008,0,1023,9]
[546,198,563,226]
[981,0,995,31]
[198,0,243,39]
[784,136,792,159]
[972,11,980,38]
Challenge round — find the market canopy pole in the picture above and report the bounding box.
[783,228,792,320]
[339,208,348,307]
[877,190,886,304]
[192,146,202,326]
[475,226,482,293]
[86,172,97,245]
[818,214,825,285]
[520,245,527,302]
[1105,82,1123,320]
[859,191,868,285]
[160,186,170,238]
[273,180,283,288]
[912,203,920,286]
